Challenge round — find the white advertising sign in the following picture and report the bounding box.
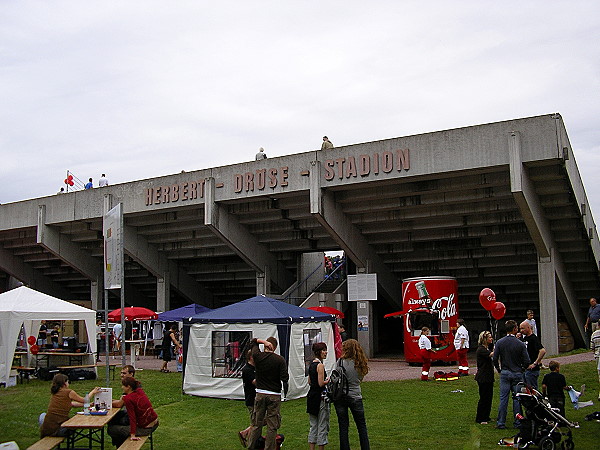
[347,273,377,301]
[103,203,123,289]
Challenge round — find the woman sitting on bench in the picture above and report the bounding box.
[40,373,100,438]
[108,377,159,446]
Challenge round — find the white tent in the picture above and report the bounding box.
[182,296,336,400]
[0,286,97,386]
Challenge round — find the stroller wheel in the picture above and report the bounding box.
[539,436,556,450]
[560,439,575,450]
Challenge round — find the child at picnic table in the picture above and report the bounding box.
[40,373,100,437]
[107,377,159,446]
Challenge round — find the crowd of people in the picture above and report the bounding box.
[39,364,159,446]
[58,173,109,193]
[33,302,600,448]
[415,306,599,430]
[324,255,345,280]
[469,309,597,430]
[237,336,370,450]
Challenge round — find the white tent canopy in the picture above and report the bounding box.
[0,286,97,386]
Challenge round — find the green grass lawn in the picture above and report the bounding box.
[1,361,598,449]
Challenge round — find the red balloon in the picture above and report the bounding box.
[69,180,74,186]
[479,288,497,311]
[27,335,36,346]
[491,301,506,320]
[64,179,69,184]
[30,344,40,355]
[67,174,73,180]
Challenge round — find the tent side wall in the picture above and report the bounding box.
[288,321,336,399]
[0,311,26,386]
[183,322,277,399]
[183,320,335,400]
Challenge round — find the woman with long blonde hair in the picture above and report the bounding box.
[334,339,370,449]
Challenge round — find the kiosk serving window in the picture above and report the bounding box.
[302,328,323,375]
[408,311,440,336]
[211,331,251,378]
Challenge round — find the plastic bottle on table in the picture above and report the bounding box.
[83,393,90,415]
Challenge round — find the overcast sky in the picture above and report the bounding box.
[1,1,599,217]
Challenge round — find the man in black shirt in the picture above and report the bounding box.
[239,351,257,445]
[493,320,530,429]
[519,320,546,390]
[37,320,48,346]
[247,337,289,450]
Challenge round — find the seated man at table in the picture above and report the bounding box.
[108,365,137,427]
[113,365,136,407]
[108,377,158,446]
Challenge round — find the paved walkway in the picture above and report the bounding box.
[103,349,596,382]
[365,351,595,381]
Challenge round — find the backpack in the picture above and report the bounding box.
[36,366,59,381]
[68,369,96,381]
[326,359,349,402]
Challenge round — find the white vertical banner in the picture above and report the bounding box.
[103,203,123,289]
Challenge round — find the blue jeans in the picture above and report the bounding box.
[497,370,524,427]
[524,369,540,391]
[334,397,370,450]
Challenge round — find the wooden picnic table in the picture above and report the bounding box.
[34,351,93,368]
[62,407,119,449]
[57,362,119,380]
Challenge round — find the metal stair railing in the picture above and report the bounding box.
[311,259,346,294]
[282,262,324,304]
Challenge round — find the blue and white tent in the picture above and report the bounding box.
[157,303,210,323]
[182,295,336,400]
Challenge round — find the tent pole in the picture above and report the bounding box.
[120,289,125,367]
[104,288,110,387]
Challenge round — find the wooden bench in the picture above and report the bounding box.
[117,433,153,450]
[12,366,36,383]
[56,362,118,380]
[26,436,65,450]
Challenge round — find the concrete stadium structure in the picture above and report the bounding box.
[1,113,598,355]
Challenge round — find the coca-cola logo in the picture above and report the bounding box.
[431,294,457,320]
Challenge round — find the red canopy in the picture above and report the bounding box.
[307,306,345,318]
[108,307,158,322]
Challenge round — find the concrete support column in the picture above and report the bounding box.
[509,130,585,347]
[157,272,170,312]
[538,250,558,355]
[205,177,294,293]
[355,265,375,358]
[309,161,400,307]
[356,301,374,358]
[91,280,102,312]
[256,268,270,296]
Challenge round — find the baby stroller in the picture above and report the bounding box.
[510,383,577,449]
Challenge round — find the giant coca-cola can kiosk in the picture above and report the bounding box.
[402,276,459,364]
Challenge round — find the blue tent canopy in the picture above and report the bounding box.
[158,303,211,322]
[186,295,334,324]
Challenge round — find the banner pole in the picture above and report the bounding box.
[120,205,126,367]
[105,289,110,387]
